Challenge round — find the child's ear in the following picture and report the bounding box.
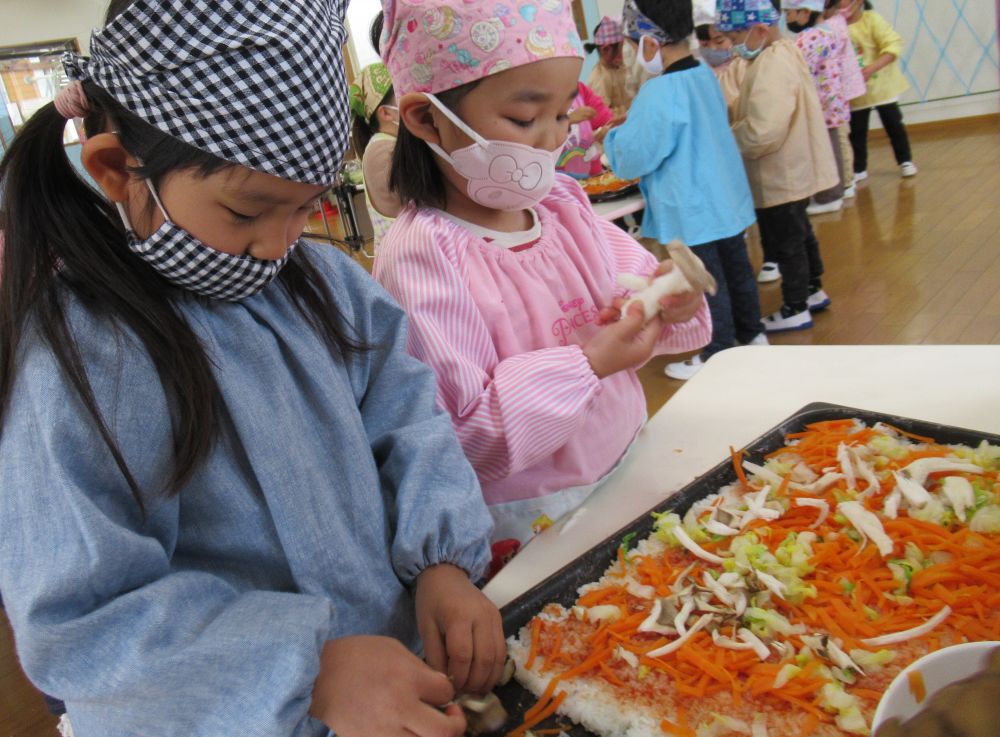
[398,93,442,146]
[81,132,135,202]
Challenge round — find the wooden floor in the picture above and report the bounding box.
[1,115,998,737]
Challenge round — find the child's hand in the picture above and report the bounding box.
[583,302,665,379]
[568,106,597,124]
[653,260,706,325]
[414,563,506,696]
[311,635,466,737]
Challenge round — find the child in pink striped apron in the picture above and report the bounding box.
[373,0,712,573]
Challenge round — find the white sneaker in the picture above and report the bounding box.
[806,199,844,215]
[843,184,857,198]
[900,161,918,177]
[807,287,831,312]
[763,305,813,333]
[664,354,704,380]
[742,333,770,346]
[854,170,868,181]
[757,262,781,283]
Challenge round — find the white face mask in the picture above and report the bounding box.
[634,35,664,75]
[424,94,562,212]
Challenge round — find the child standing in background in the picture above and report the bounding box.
[585,17,634,115]
[823,0,867,198]
[375,0,710,560]
[557,82,616,179]
[695,22,747,116]
[781,0,856,215]
[845,0,917,179]
[720,0,840,332]
[350,61,402,249]
[0,0,504,734]
[605,0,764,381]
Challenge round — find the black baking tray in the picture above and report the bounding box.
[586,182,640,203]
[492,401,1000,734]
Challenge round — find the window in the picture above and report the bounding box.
[0,38,81,150]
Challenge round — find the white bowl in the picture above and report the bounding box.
[871,641,1000,732]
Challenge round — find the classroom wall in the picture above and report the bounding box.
[876,0,1000,123]
[0,0,106,53]
[574,0,999,124]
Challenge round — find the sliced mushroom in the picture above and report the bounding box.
[457,693,508,735]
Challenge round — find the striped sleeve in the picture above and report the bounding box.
[374,216,602,483]
[595,217,713,355]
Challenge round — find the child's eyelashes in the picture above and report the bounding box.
[225,206,258,224]
[507,117,535,128]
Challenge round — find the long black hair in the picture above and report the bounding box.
[583,23,603,54]
[388,82,478,210]
[0,0,367,510]
[351,87,395,155]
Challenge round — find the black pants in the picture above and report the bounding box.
[756,199,823,311]
[849,102,913,173]
[813,127,845,204]
[696,233,764,357]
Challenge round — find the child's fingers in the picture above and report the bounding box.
[405,701,466,737]
[653,259,676,278]
[420,620,448,676]
[415,667,456,709]
[463,620,500,696]
[444,621,475,690]
[595,306,621,326]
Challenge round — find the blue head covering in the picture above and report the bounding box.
[716,0,781,31]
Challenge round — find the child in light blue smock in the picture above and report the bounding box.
[0,1,503,736]
[604,0,765,380]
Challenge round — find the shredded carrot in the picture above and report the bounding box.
[908,669,927,703]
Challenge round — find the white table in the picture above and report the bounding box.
[483,345,1000,608]
[590,192,645,222]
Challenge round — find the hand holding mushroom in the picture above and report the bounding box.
[617,240,717,324]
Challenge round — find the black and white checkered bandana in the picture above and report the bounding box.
[64,0,350,186]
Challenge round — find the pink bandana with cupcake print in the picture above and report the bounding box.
[381,0,585,96]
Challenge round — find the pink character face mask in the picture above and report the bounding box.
[425,94,563,211]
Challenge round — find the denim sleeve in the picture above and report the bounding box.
[0,330,333,737]
[334,255,494,585]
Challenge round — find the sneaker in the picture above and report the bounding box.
[664,354,704,380]
[757,261,781,283]
[741,333,770,346]
[806,199,844,215]
[854,170,868,182]
[763,304,813,333]
[900,161,918,177]
[807,287,831,312]
[843,184,857,199]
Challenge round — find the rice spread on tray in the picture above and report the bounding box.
[507,419,1000,737]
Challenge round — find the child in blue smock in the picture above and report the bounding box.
[604,0,765,380]
[0,1,503,736]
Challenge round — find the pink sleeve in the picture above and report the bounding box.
[579,82,614,129]
[594,218,713,356]
[373,214,603,483]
